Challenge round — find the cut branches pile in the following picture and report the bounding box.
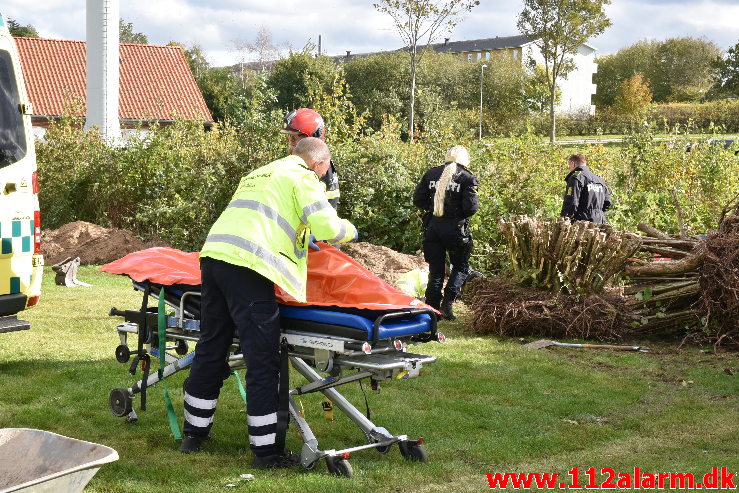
[469,213,739,350]
[497,216,641,294]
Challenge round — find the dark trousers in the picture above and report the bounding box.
[183,257,282,457]
[422,218,473,308]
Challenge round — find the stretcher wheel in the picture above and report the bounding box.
[109,388,133,417]
[115,345,131,363]
[175,340,189,355]
[326,457,353,478]
[399,441,428,462]
[374,443,391,454]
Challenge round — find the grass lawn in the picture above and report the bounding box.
[1,266,737,492]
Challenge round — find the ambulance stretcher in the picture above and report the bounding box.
[102,247,444,477]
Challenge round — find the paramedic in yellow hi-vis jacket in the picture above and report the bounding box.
[181,137,357,468]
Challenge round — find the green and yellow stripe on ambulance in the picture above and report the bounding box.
[0,217,42,304]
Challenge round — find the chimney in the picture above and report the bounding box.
[346,50,351,58]
[85,0,120,142]
[318,34,322,56]
[444,38,449,45]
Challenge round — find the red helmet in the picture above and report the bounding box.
[282,108,325,140]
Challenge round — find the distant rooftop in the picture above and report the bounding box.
[14,37,213,122]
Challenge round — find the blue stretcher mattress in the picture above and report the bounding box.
[138,281,435,343]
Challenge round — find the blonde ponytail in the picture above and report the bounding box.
[432,145,470,217]
[433,162,457,216]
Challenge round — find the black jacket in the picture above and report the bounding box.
[560,164,611,224]
[413,163,479,222]
[320,160,340,209]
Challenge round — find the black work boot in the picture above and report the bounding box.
[252,450,301,469]
[440,299,456,321]
[180,434,210,454]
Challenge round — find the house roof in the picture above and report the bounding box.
[14,37,213,122]
[430,34,534,53]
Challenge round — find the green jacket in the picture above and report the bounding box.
[201,155,357,302]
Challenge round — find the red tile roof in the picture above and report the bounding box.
[14,37,213,122]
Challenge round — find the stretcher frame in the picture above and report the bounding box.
[108,282,444,477]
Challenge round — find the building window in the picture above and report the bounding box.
[467,53,472,63]
[485,52,490,60]
[512,50,518,60]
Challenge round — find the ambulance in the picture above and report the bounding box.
[0,12,43,333]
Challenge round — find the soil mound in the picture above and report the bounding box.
[42,221,168,265]
[341,242,427,285]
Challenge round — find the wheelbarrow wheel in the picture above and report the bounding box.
[326,457,353,478]
[115,344,131,363]
[399,441,428,462]
[109,388,133,417]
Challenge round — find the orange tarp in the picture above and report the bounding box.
[101,246,435,312]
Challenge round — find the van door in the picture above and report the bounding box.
[0,15,43,324]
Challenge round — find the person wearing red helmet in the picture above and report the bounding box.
[282,108,341,209]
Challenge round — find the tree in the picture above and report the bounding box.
[710,40,739,98]
[7,18,39,38]
[613,73,652,118]
[373,0,479,141]
[517,0,611,142]
[593,40,659,108]
[651,37,721,102]
[266,50,339,112]
[119,19,148,44]
[233,26,286,75]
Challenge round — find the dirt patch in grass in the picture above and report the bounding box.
[42,221,168,265]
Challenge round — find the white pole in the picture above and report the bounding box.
[479,64,487,140]
[85,0,120,143]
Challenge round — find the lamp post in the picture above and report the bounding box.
[479,63,487,140]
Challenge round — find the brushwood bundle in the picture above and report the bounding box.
[497,216,642,294]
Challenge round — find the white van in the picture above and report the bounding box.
[0,12,43,333]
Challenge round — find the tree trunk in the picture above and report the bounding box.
[624,247,705,277]
[409,50,417,143]
[549,84,556,143]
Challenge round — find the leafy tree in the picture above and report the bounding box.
[709,40,739,99]
[7,18,39,38]
[197,68,245,122]
[593,40,659,108]
[119,19,148,44]
[517,0,611,142]
[613,73,652,118]
[595,37,722,106]
[651,37,721,102]
[373,0,480,141]
[266,50,339,112]
[344,51,409,130]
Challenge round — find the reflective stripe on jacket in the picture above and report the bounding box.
[201,155,356,302]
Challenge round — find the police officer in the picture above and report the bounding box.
[181,138,357,469]
[282,108,341,209]
[560,153,612,224]
[413,145,479,321]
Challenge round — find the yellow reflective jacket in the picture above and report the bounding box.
[201,155,357,302]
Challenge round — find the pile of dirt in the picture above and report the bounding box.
[341,242,427,285]
[42,221,168,265]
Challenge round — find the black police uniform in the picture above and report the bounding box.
[413,163,479,310]
[321,161,340,209]
[560,164,612,224]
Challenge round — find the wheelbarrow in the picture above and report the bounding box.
[0,428,118,493]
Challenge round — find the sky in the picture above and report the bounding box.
[2,0,738,67]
